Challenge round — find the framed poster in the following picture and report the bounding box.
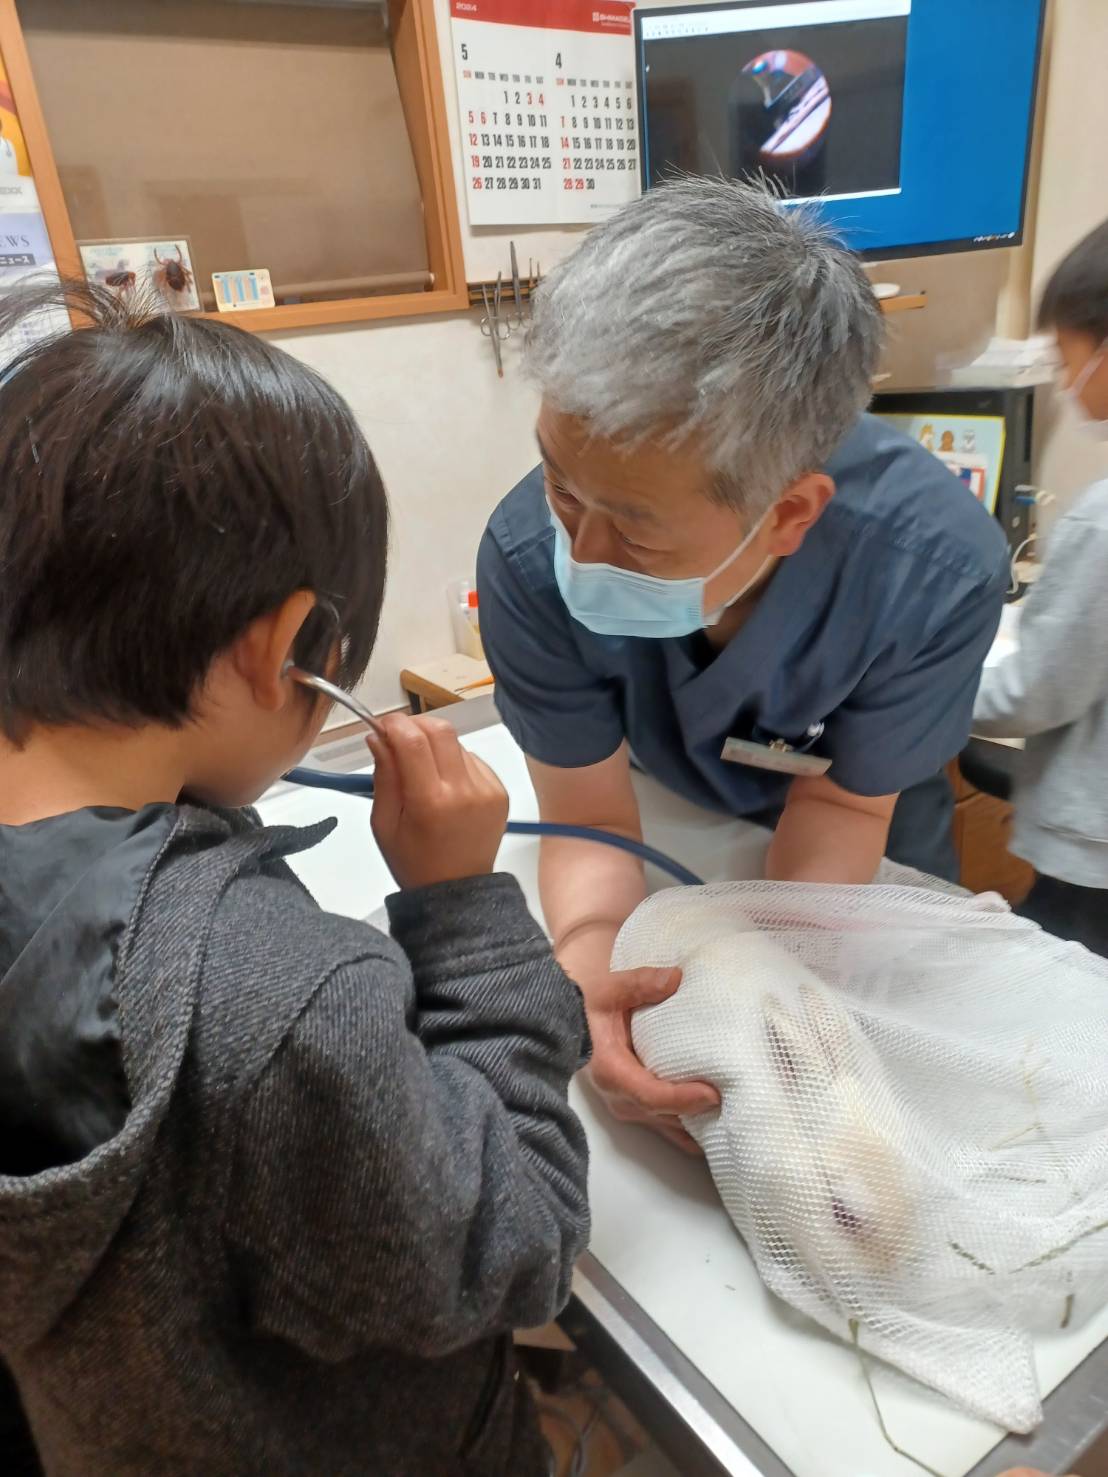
[875,412,1007,515]
[450,0,640,227]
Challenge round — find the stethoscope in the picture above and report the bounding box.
[283,667,705,887]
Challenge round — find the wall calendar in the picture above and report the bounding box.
[449,0,640,227]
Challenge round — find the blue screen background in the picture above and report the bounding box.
[638,0,1045,259]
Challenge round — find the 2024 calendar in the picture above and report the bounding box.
[450,1,640,227]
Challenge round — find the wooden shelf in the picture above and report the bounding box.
[0,0,467,334]
[880,292,927,315]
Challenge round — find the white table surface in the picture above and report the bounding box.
[257,720,1106,1477]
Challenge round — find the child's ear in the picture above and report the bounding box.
[234,591,317,711]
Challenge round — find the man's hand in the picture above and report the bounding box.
[582,965,721,1154]
[367,714,508,889]
[526,745,719,1152]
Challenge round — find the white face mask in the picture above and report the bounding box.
[1065,341,1108,442]
[549,502,773,639]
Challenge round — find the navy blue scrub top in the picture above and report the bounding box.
[476,414,1009,815]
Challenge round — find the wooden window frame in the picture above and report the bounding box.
[0,0,468,331]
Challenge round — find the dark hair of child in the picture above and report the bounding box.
[1038,217,1108,343]
[0,279,388,744]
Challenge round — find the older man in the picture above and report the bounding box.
[477,178,1008,1147]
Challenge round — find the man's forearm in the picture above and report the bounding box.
[538,832,646,990]
[766,779,896,884]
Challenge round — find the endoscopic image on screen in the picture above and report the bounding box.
[642,8,909,200]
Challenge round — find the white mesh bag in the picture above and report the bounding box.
[617,882,1108,1433]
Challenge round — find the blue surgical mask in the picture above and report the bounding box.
[550,504,771,639]
[1065,341,1108,442]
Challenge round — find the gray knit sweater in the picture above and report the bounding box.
[0,804,590,1476]
[974,478,1108,889]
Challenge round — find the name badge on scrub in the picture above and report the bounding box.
[721,724,831,778]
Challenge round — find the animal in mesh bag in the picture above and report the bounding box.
[617,881,1108,1433]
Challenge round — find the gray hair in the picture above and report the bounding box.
[527,176,884,516]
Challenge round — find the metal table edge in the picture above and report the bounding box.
[563,1252,790,1477]
[564,1251,1108,1477]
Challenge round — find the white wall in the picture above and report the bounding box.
[269,0,1082,714]
[877,251,1011,391]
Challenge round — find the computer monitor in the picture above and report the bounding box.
[634,0,1046,260]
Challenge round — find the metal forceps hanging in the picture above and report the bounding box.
[506,241,526,329]
[480,272,512,378]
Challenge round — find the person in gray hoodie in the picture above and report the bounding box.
[974,218,1108,957]
[0,280,676,1476]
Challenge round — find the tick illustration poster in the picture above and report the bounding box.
[78,238,201,313]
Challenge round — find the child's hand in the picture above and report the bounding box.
[367,713,509,889]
